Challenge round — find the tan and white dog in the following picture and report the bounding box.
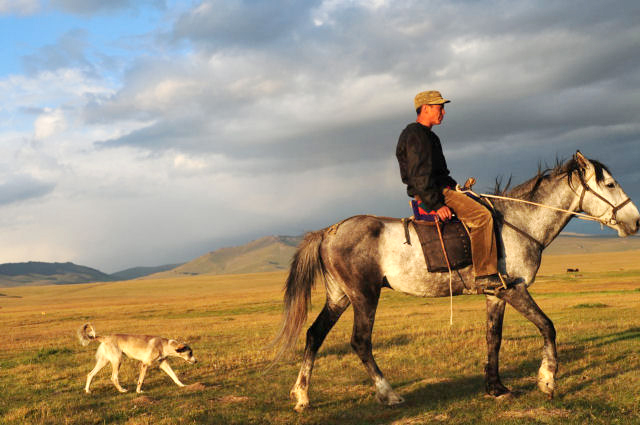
[78,323,197,394]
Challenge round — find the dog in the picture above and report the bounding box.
[78,323,197,394]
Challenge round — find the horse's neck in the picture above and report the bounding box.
[498,176,579,249]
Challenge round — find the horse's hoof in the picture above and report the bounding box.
[485,383,511,399]
[496,392,513,401]
[537,364,556,398]
[293,402,309,412]
[375,392,405,406]
[484,391,513,401]
[290,387,310,412]
[537,379,555,398]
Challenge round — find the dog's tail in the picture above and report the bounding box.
[77,323,98,346]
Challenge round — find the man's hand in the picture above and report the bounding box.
[436,206,452,221]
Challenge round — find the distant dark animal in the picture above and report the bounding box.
[566,268,580,272]
[272,152,640,411]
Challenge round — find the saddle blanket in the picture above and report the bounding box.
[411,219,472,273]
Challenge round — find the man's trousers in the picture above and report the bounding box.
[442,187,498,277]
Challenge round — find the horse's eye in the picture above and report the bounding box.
[606,183,615,188]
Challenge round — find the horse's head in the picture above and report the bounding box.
[572,151,640,237]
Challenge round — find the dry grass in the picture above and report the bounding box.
[1,256,639,424]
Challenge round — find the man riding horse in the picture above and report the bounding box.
[396,90,511,290]
[276,90,639,411]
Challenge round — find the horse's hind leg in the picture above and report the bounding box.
[485,295,511,397]
[351,288,404,406]
[499,284,557,398]
[291,295,350,412]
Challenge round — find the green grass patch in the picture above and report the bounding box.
[572,302,609,309]
[32,347,73,363]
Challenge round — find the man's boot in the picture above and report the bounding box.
[475,273,515,295]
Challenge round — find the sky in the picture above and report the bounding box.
[1,0,639,273]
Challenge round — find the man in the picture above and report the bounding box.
[396,90,507,289]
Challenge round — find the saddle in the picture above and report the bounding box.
[403,217,472,273]
[403,178,479,273]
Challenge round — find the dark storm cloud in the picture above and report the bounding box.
[0,175,55,206]
[172,0,323,50]
[95,117,210,151]
[90,0,640,200]
[50,0,165,15]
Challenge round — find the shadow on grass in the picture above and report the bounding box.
[574,326,640,346]
[295,340,605,424]
[319,333,413,358]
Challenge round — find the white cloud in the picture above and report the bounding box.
[34,108,67,140]
[0,0,39,15]
[173,153,207,171]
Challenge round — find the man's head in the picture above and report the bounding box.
[414,90,450,127]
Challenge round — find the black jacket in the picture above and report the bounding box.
[396,122,457,210]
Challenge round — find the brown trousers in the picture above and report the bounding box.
[442,187,498,277]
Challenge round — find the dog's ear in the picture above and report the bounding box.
[176,344,190,353]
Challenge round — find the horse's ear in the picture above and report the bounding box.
[574,150,590,169]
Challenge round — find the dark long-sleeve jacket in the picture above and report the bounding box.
[396,122,457,210]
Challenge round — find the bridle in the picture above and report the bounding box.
[575,171,632,226]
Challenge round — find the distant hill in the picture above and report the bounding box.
[0,262,113,287]
[111,264,184,281]
[147,235,303,279]
[2,233,637,287]
[149,233,639,279]
[545,234,640,255]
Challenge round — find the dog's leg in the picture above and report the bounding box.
[110,358,128,393]
[136,363,148,393]
[85,357,108,394]
[159,360,185,387]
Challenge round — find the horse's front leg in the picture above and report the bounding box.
[498,283,557,398]
[485,295,511,397]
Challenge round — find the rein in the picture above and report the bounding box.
[462,172,632,227]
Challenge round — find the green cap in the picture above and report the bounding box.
[414,90,450,109]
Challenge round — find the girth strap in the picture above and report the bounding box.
[402,217,412,245]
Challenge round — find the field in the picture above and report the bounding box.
[1,251,639,424]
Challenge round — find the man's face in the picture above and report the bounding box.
[421,104,446,126]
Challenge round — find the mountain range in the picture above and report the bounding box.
[0,233,637,287]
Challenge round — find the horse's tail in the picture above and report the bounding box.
[270,229,326,365]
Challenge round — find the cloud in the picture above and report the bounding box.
[34,108,67,140]
[84,0,640,210]
[3,0,640,270]
[0,0,39,15]
[21,29,95,77]
[172,0,322,50]
[0,175,55,206]
[50,0,165,15]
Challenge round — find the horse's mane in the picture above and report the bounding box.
[494,156,610,200]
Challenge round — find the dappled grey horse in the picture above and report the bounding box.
[273,152,640,411]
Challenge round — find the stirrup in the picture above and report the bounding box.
[476,273,514,295]
[480,274,515,295]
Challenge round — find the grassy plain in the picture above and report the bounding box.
[1,251,639,424]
